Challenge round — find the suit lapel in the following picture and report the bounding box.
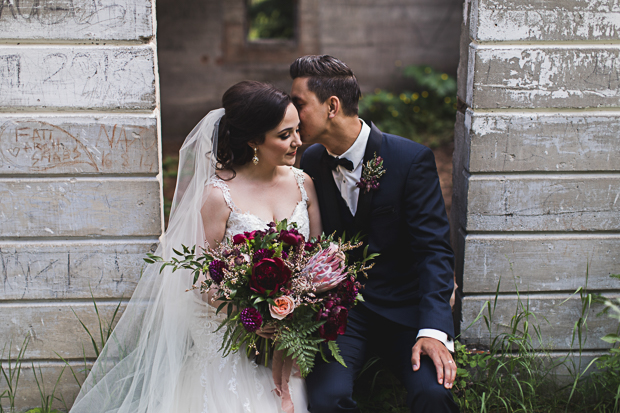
[317,148,343,235]
[354,122,383,229]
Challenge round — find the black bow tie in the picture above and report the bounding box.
[323,153,354,171]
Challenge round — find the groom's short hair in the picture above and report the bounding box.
[290,55,361,117]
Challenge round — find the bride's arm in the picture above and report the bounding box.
[304,172,323,239]
[200,186,231,305]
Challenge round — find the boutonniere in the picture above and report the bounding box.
[356,153,386,193]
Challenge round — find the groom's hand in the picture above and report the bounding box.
[411,337,456,389]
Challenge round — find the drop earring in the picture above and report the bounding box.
[252,147,259,165]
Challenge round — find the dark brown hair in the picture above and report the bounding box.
[289,55,361,116]
[217,81,291,171]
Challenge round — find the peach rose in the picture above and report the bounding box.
[269,296,295,320]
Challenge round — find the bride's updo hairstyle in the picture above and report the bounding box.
[217,81,291,171]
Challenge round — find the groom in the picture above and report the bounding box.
[292,55,458,413]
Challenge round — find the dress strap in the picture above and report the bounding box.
[291,167,308,202]
[206,175,237,212]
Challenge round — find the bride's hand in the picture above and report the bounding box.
[256,324,277,339]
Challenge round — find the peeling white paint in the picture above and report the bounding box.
[470,46,620,109]
[474,1,620,42]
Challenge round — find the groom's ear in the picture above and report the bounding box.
[326,96,341,119]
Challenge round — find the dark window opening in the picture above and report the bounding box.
[247,0,296,42]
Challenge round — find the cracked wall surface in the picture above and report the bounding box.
[454,0,620,352]
[0,0,161,409]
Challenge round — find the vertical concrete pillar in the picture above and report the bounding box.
[454,1,620,351]
[0,0,161,409]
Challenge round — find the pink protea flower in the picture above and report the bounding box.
[302,243,347,293]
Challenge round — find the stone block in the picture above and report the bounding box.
[0,178,162,237]
[0,301,125,359]
[0,46,156,110]
[472,0,620,42]
[0,0,153,41]
[467,111,620,172]
[0,240,158,300]
[0,115,158,175]
[461,294,616,350]
[466,175,620,232]
[467,46,620,109]
[462,234,620,293]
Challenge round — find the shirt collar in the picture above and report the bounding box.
[327,119,370,170]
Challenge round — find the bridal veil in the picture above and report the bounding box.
[69,109,224,413]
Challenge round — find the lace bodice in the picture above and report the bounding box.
[207,167,310,241]
[190,167,310,412]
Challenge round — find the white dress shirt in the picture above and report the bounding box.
[327,120,370,216]
[327,120,454,352]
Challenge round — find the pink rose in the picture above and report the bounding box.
[269,296,296,320]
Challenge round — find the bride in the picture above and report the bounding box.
[69,81,321,413]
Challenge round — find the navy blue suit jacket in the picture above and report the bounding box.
[300,123,455,338]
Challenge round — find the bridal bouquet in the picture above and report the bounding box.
[145,220,375,378]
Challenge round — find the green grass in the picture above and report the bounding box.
[0,337,29,413]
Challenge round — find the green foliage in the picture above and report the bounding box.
[451,271,620,413]
[453,292,567,413]
[247,0,295,40]
[276,317,325,378]
[161,155,179,223]
[359,65,457,148]
[70,287,123,358]
[161,155,178,179]
[581,288,620,413]
[29,363,66,413]
[0,337,29,413]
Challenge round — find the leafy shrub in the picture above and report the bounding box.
[247,0,295,40]
[359,66,457,148]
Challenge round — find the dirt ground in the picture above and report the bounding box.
[431,142,454,218]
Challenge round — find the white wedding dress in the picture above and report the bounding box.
[173,167,310,413]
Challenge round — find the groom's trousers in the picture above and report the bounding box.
[306,305,459,413]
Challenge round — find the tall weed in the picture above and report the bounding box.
[0,337,29,413]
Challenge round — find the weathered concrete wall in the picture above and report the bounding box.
[0,0,161,410]
[157,0,463,144]
[454,0,620,355]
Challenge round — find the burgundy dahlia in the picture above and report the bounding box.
[232,233,248,245]
[208,260,227,283]
[279,229,305,246]
[232,230,264,245]
[337,279,359,307]
[250,257,292,296]
[253,248,274,263]
[240,307,263,332]
[318,306,348,341]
